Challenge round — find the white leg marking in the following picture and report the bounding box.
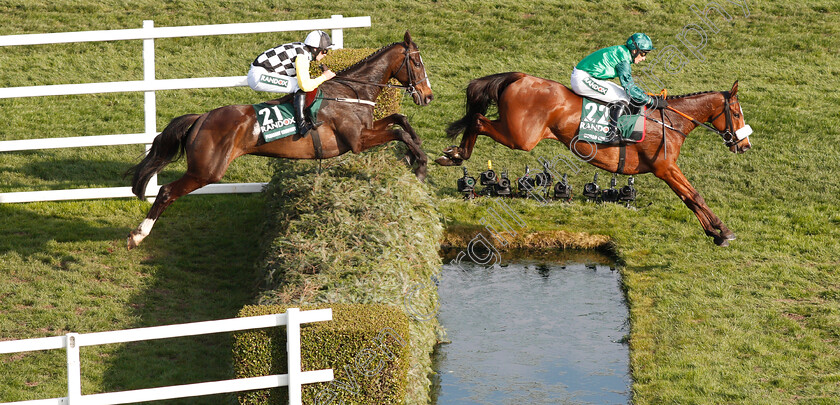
[128,218,156,249]
[138,218,156,236]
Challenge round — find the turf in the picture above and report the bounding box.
[1,1,839,403]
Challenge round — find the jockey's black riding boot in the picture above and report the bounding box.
[604,104,624,145]
[293,91,314,135]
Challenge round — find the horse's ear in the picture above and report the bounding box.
[731,80,739,96]
[404,30,412,45]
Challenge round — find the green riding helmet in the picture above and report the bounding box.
[626,33,654,51]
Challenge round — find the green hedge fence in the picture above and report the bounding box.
[233,48,442,405]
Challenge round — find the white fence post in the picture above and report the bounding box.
[143,20,159,202]
[66,334,82,404]
[286,308,302,405]
[0,308,333,405]
[0,16,371,204]
[330,15,344,49]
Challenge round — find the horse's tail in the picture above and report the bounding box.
[124,113,202,199]
[446,72,526,139]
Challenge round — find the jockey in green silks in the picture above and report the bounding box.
[570,33,668,144]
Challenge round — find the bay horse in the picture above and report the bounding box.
[438,72,752,246]
[125,31,432,250]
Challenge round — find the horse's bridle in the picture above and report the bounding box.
[653,92,752,147]
[707,92,752,148]
[329,45,429,100]
[396,47,430,99]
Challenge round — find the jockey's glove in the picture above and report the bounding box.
[649,95,669,110]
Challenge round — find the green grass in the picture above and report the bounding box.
[2,0,840,403]
[250,151,443,404]
[0,196,262,403]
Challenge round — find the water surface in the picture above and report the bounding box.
[431,256,630,405]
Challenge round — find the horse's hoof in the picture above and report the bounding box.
[435,156,462,166]
[713,236,730,247]
[442,145,463,159]
[723,231,737,241]
[126,231,144,251]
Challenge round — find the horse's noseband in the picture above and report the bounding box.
[709,92,749,148]
[398,47,428,98]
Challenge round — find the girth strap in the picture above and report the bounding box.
[310,128,323,160]
[617,144,626,175]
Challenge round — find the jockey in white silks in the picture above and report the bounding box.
[247,30,337,135]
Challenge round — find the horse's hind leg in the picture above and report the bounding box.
[437,123,481,166]
[473,114,525,150]
[438,113,540,166]
[127,173,213,250]
[127,146,236,250]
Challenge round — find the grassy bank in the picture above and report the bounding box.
[2,1,839,403]
[254,150,443,404]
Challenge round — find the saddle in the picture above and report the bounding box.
[252,90,323,143]
[576,97,646,145]
[262,89,320,107]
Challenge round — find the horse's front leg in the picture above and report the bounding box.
[358,123,428,181]
[373,114,425,166]
[655,164,736,246]
[376,113,422,147]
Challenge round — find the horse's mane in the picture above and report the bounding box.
[666,91,720,100]
[336,41,405,75]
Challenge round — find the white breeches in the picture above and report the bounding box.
[247,65,300,93]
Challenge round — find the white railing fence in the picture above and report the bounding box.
[0,15,371,204]
[0,308,333,405]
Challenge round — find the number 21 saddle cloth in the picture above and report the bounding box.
[251,90,324,143]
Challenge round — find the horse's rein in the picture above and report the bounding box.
[327,47,428,98]
[669,96,744,147]
[645,90,744,148]
[644,88,721,134]
[643,90,684,160]
[319,96,376,106]
[666,106,723,136]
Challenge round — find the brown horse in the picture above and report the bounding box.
[125,31,432,250]
[438,72,752,246]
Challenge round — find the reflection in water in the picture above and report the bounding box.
[431,258,630,405]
